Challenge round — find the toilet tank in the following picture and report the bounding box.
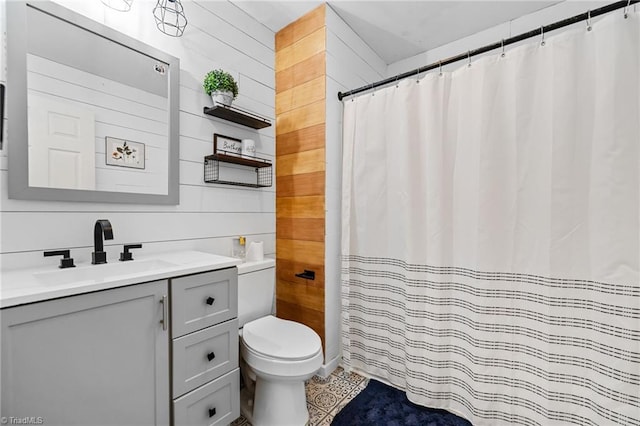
[237,258,276,328]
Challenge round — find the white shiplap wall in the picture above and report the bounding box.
[387,0,616,77]
[0,0,276,271]
[324,5,386,373]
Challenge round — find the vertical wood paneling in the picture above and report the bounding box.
[275,149,325,177]
[276,280,324,311]
[275,75,325,115]
[276,196,324,219]
[277,259,325,288]
[276,52,325,92]
[275,27,326,72]
[276,100,326,136]
[276,124,325,156]
[276,218,324,242]
[275,4,325,52]
[275,4,327,350]
[276,171,325,197]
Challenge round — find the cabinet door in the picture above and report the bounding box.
[1,280,170,425]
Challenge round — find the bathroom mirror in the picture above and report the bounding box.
[7,1,180,204]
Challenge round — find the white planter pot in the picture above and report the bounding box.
[211,91,234,107]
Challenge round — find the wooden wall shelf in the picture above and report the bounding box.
[203,105,271,129]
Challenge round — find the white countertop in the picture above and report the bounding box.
[0,251,242,308]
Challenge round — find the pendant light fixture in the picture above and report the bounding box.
[153,0,188,37]
[100,0,133,12]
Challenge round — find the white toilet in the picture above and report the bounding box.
[237,259,323,426]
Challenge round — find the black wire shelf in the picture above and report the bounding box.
[204,151,272,188]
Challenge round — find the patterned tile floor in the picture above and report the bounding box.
[231,367,368,426]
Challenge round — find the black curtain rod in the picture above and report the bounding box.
[337,0,638,101]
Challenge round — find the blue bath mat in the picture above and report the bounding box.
[331,379,472,426]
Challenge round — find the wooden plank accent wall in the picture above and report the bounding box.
[275,4,327,348]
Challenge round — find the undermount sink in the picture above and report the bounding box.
[33,259,178,286]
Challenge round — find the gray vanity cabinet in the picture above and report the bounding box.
[0,280,170,425]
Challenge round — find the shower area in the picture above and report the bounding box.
[340,3,640,425]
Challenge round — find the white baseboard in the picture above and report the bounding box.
[317,354,341,378]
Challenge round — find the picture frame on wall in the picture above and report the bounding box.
[214,133,242,156]
[105,136,145,169]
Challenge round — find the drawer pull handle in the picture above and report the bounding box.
[160,295,168,331]
[207,351,216,362]
[206,297,215,305]
[208,407,216,418]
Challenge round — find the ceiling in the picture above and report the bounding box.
[233,1,560,64]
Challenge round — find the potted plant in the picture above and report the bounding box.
[203,69,239,107]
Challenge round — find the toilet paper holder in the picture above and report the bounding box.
[295,270,315,280]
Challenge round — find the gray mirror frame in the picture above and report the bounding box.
[7,1,180,205]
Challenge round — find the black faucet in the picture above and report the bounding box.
[92,219,114,265]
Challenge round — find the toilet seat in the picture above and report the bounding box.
[242,315,321,361]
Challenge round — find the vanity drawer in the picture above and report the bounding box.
[173,319,239,398]
[171,268,238,337]
[173,368,240,426]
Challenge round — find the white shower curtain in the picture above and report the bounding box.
[341,10,639,426]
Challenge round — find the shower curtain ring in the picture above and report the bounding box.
[467,50,472,67]
[624,0,631,18]
[416,68,420,83]
[370,82,375,96]
[395,75,399,88]
[439,61,443,76]
[540,26,546,46]
[586,10,592,31]
[501,39,506,57]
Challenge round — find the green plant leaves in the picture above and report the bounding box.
[203,69,239,98]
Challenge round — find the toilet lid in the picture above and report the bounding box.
[242,316,322,361]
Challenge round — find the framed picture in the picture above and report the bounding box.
[214,133,242,156]
[105,137,145,169]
